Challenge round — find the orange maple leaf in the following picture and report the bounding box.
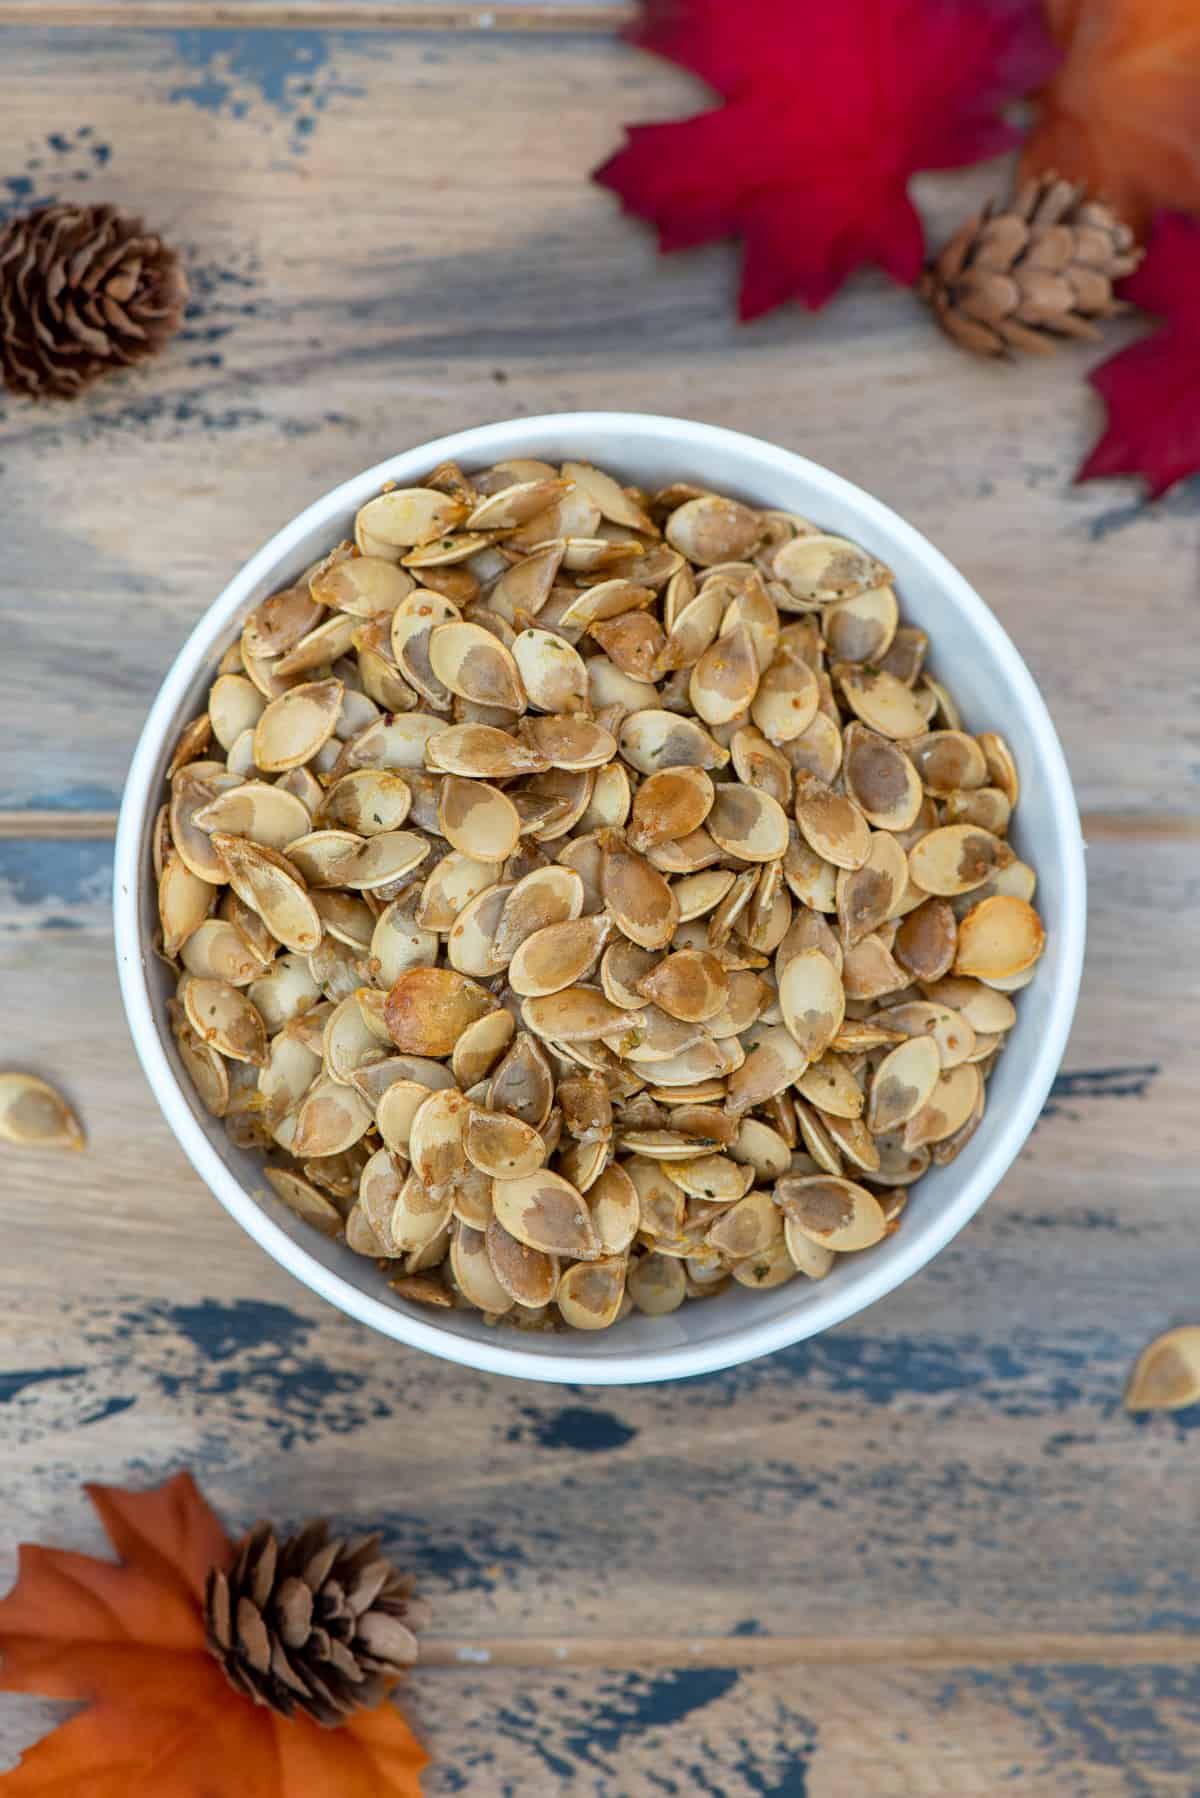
[1022,0,1200,236]
[0,1473,429,1797]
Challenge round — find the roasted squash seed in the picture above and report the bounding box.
[157,455,1044,1328]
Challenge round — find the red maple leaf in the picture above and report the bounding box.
[594,0,1060,319]
[1078,211,1200,497]
[0,1473,429,1797]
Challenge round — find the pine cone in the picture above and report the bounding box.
[920,174,1142,358]
[204,1520,429,1728]
[0,202,188,400]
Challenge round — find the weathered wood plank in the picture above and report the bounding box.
[0,28,1195,816]
[0,837,1194,1648]
[3,1661,1200,1794]
[0,1,628,22]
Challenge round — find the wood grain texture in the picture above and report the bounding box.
[0,27,1197,819]
[5,1660,1198,1794]
[2,20,1197,1794]
[0,837,1194,1652]
[0,2,629,22]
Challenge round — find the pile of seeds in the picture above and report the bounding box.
[155,457,1046,1332]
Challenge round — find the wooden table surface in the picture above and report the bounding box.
[2,11,1198,1794]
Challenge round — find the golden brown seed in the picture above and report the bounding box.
[908,826,1015,898]
[627,766,714,852]
[492,1171,600,1259]
[465,1107,546,1179]
[775,1174,886,1251]
[707,785,789,863]
[0,1073,85,1151]
[954,895,1046,980]
[867,1035,942,1133]
[894,898,957,982]
[666,495,761,566]
[556,1256,627,1330]
[1124,1329,1200,1412]
[601,832,679,950]
[793,772,870,871]
[778,948,845,1062]
[383,968,496,1056]
[485,1218,559,1308]
[635,950,729,1022]
[508,916,612,999]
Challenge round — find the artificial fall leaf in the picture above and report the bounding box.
[594,0,1059,318]
[1077,212,1200,497]
[0,1473,429,1798]
[1022,0,1200,239]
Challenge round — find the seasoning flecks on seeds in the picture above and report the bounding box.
[156,458,1045,1330]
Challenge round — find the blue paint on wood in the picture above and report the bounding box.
[0,127,114,224]
[508,1405,637,1453]
[167,31,366,154]
[121,1298,393,1450]
[15,782,122,812]
[0,839,113,921]
[565,1668,741,1759]
[936,1665,1200,1794]
[1041,1065,1160,1121]
[437,1669,816,1795]
[1088,475,1200,539]
[0,1365,86,1403]
[76,1394,138,1425]
[159,1296,310,1361]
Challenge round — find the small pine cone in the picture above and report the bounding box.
[920,173,1143,358]
[204,1520,430,1728]
[0,202,188,400]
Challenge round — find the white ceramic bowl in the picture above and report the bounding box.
[114,413,1086,1385]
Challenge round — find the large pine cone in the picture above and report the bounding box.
[205,1520,428,1728]
[0,202,188,400]
[920,174,1142,358]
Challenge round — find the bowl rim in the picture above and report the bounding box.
[114,410,1086,1385]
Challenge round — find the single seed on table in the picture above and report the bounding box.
[0,1073,85,1151]
[1124,1328,1200,1413]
